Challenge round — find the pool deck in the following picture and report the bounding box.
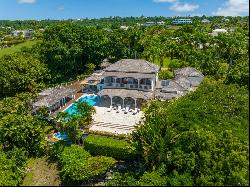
[89,106,144,135]
[51,80,144,136]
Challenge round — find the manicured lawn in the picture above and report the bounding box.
[0,40,38,58]
[21,157,61,186]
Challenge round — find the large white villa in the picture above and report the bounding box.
[33,59,204,135]
[81,59,204,108]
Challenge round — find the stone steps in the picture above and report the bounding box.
[92,121,135,131]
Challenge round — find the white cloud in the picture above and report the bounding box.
[57,6,65,11]
[153,0,176,3]
[213,0,249,16]
[17,0,36,4]
[170,2,199,12]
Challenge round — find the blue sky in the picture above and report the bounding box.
[0,0,248,20]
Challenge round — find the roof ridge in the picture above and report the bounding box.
[170,79,186,90]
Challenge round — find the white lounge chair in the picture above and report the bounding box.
[132,108,138,115]
[107,105,112,112]
[124,105,130,114]
[116,105,121,113]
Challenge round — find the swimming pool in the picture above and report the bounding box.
[54,132,69,140]
[63,94,99,116]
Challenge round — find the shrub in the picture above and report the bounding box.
[158,69,174,80]
[48,141,68,160]
[107,172,137,186]
[137,171,168,186]
[58,145,116,184]
[0,147,27,186]
[84,134,137,161]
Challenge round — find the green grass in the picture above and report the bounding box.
[21,157,61,186]
[0,40,38,58]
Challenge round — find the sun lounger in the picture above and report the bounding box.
[132,108,138,115]
[107,105,112,112]
[116,105,121,113]
[124,105,130,114]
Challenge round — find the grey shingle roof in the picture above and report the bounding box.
[104,59,160,73]
[155,90,179,100]
[173,76,192,90]
[100,59,112,69]
[33,87,76,107]
[186,76,204,87]
[159,79,187,92]
[174,67,204,77]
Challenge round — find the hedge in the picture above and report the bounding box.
[84,134,137,161]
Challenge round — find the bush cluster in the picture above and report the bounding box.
[58,145,116,184]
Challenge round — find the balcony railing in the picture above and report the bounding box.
[104,83,152,91]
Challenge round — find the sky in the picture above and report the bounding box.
[0,0,249,20]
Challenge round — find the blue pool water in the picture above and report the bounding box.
[64,95,99,116]
[54,132,69,140]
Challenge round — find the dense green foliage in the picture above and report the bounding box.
[84,134,137,161]
[0,147,28,186]
[0,93,51,156]
[58,145,116,184]
[39,23,126,82]
[0,52,49,97]
[131,79,249,185]
[158,69,174,80]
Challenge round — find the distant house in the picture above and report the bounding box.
[103,28,112,32]
[11,29,34,38]
[172,19,192,24]
[201,19,211,23]
[143,22,156,26]
[157,21,165,25]
[210,28,227,37]
[120,26,129,30]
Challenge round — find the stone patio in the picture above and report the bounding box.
[89,105,144,135]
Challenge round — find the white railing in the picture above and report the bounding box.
[103,83,152,91]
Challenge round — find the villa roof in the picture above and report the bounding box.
[186,76,204,87]
[174,67,204,77]
[100,59,112,69]
[160,79,187,92]
[38,88,56,96]
[80,70,105,85]
[155,90,179,100]
[97,88,154,100]
[102,71,156,79]
[33,87,76,107]
[104,59,160,73]
[173,76,192,90]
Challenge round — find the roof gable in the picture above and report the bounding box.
[104,59,160,73]
[174,67,204,77]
